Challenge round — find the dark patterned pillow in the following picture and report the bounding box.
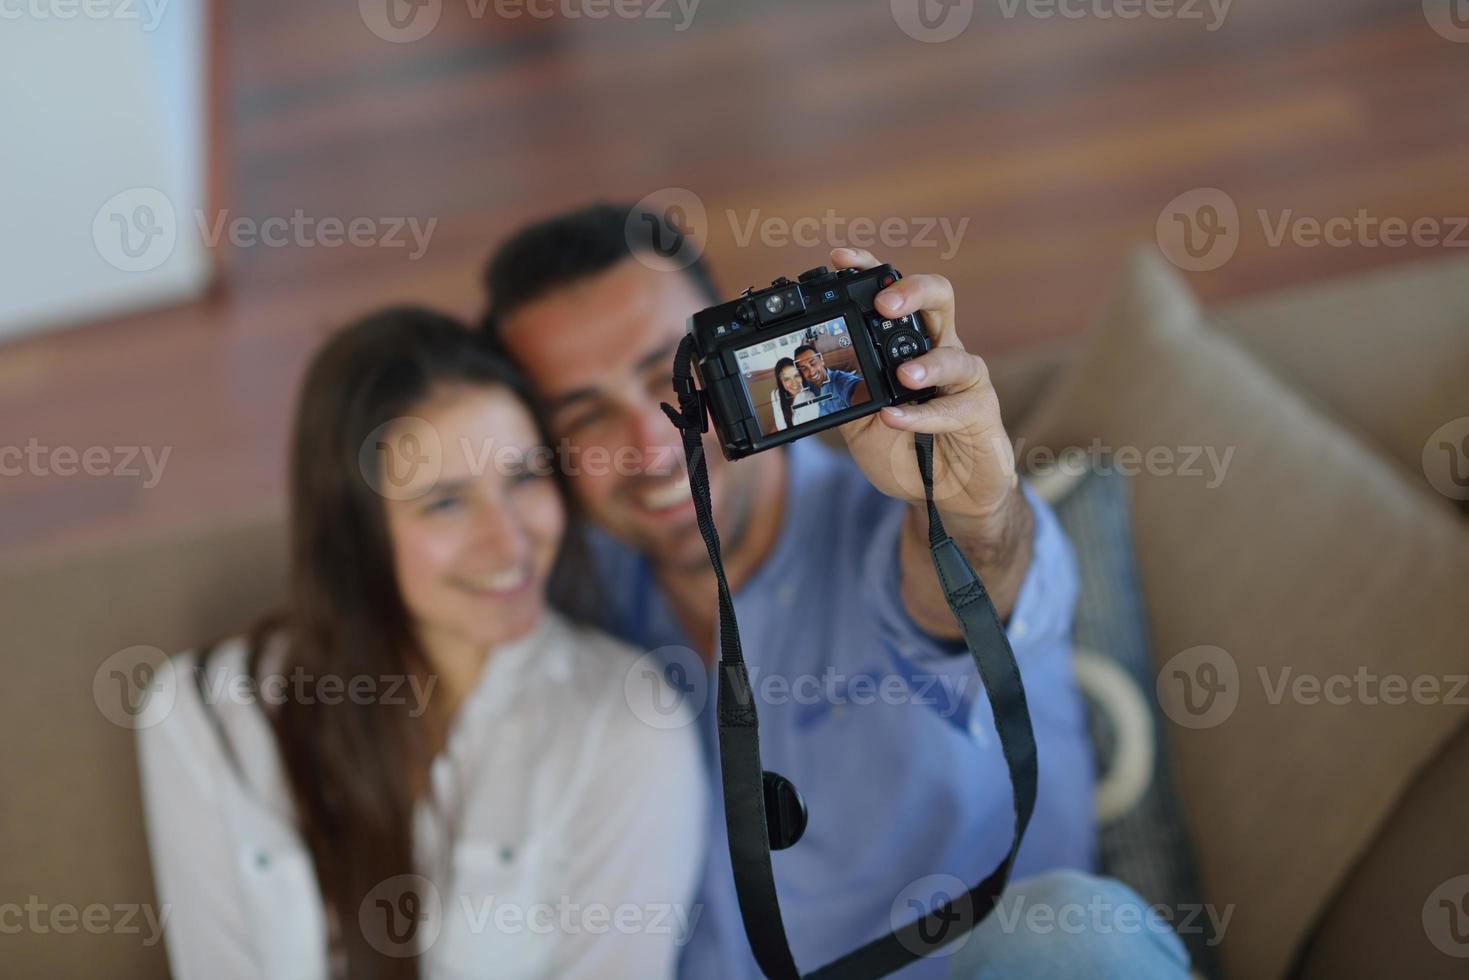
[1034,458,1220,977]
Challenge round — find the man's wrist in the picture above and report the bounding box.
[898,484,1034,633]
[927,484,1034,617]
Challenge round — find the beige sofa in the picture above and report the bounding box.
[2,249,1466,979]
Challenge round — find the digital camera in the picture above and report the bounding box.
[687,264,936,460]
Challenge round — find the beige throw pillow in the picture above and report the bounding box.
[1019,248,1469,980]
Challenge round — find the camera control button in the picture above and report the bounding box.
[886,333,922,361]
[798,267,829,283]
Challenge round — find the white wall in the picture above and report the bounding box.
[0,0,213,341]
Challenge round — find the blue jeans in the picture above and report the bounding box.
[945,872,1193,979]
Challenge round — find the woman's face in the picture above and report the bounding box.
[381,384,564,658]
[779,364,803,397]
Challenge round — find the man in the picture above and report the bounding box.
[792,343,863,416]
[480,204,1188,978]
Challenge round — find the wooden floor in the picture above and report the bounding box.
[3,0,1466,557]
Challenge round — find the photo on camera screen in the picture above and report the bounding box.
[734,315,872,438]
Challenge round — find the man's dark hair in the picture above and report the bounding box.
[793,344,819,360]
[480,202,718,340]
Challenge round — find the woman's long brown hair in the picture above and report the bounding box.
[229,307,598,979]
[773,356,799,429]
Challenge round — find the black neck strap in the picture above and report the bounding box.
[660,333,1038,979]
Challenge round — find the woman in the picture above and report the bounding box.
[768,356,818,431]
[137,308,705,979]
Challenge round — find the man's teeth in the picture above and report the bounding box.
[461,567,529,593]
[638,475,691,511]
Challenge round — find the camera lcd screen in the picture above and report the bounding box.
[733,315,872,437]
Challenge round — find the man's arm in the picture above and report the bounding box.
[824,247,1035,634]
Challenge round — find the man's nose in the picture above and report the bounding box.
[626,399,682,477]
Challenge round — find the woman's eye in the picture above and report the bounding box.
[423,495,463,514]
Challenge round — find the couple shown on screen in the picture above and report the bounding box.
[769,345,863,431]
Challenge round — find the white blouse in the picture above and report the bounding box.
[136,611,707,980]
[769,386,819,431]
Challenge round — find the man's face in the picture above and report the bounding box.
[795,350,828,387]
[498,258,759,570]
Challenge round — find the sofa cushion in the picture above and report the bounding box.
[1296,712,1469,978]
[0,509,285,979]
[1209,253,1469,513]
[1018,248,1469,980]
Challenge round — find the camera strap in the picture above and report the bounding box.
[660,333,1037,979]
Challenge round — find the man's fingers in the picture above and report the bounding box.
[831,247,880,271]
[896,346,988,393]
[874,273,958,345]
[827,254,962,350]
[879,396,971,433]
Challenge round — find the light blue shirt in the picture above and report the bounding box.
[810,368,863,416]
[590,438,1095,979]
